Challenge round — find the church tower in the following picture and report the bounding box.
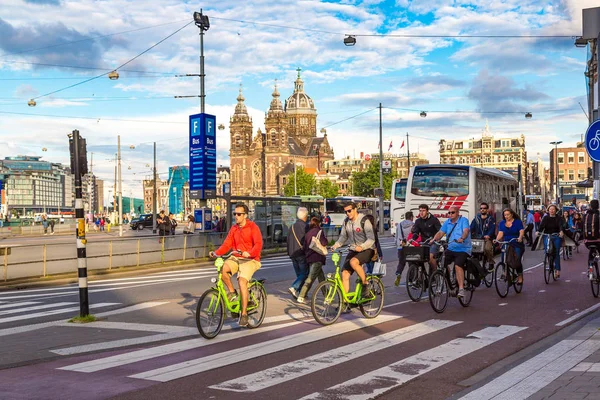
[229,85,253,195]
[285,68,317,152]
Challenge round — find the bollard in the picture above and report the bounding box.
[136,239,140,266]
[109,241,113,270]
[43,244,47,277]
[183,235,187,261]
[161,237,165,263]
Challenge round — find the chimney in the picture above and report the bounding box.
[360,152,364,159]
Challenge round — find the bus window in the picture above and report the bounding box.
[411,168,469,197]
[394,180,407,201]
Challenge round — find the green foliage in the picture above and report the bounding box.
[317,179,339,198]
[68,314,97,323]
[283,167,316,196]
[350,158,397,200]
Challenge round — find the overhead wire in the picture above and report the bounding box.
[1,60,180,75]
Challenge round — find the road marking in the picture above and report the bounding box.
[556,302,600,326]
[0,302,76,316]
[128,315,402,382]
[210,319,462,393]
[499,303,508,306]
[458,337,600,400]
[300,325,527,400]
[0,303,119,324]
[538,290,546,293]
[0,301,41,310]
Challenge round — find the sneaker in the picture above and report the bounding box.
[394,275,401,287]
[288,287,298,299]
[51,232,55,235]
[238,314,249,327]
[296,296,305,304]
[457,288,465,298]
[361,284,373,299]
[227,290,238,303]
[342,304,352,313]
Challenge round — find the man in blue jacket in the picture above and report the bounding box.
[470,202,496,271]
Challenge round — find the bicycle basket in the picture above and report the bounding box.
[404,246,430,262]
[471,239,485,253]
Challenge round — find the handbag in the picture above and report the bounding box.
[372,261,386,276]
[309,230,328,256]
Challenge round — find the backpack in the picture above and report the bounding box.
[584,212,600,240]
[344,214,381,260]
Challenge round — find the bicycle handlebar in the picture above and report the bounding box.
[210,250,243,259]
[538,232,561,237]
[494,238,519,245]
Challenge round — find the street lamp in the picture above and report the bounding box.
[28,99,36,107]
[525,112,532,119]
[420,111,427,118]
[108,70,119,80]
[344,35,356,46]
[550,140,563,204]
[193,10,210,113]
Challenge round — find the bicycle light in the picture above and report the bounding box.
[327,273,334,279]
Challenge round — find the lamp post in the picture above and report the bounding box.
[550,141,563,204]
[193,10,210,113]
[377,103,384,234]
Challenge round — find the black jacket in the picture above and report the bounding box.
[287,219,308,258]
[411,214,441,241]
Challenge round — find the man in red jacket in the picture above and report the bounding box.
[210,203,263,327]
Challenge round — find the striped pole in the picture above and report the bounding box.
[72,130,89,316]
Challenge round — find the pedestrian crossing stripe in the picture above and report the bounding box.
[0,301,41,310]
[210,319,462,392]
[0,302,76,316]
[299,325,527,400]
[0,303,120,324]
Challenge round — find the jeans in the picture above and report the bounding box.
[291,254,309,291]
[298,262,325,299]
[544,236,562,271]
[524,223,534,244]
[396,249,406,276]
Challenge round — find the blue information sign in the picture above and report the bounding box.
[189,113,217,199]
[585,120,600,162]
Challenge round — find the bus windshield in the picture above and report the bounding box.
[411,168,469,197]
[326,199,347,214]
[394,180,407,201]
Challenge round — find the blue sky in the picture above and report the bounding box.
[0,0,595,199]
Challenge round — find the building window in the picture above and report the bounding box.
[579,152,585,163]
[557,153,564,164]
[568,152,574,164]
[578,169,586,180]
[559,170,564,180]
[568,170,574,181]
[455,143,463,150]
[446,145,452,150]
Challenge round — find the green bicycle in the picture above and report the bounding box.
[196,251,267,339]
[310,249,385,326]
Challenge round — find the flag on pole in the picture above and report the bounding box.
[388,141,393,151]
[400,140,405,149]
[378,141,380,149]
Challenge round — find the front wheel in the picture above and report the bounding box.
[311,281,343,326]
[246,282,267,329]
[196,288,225,339]
[360,276,384,318]
[459,272,475,307]
[494,262,509,298]
[592,262,600,298]
[483,265,493,288]
[544,254,552,284]
[406,263,425,302]
[428,270,449,314]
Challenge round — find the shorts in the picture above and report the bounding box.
[445,250,469,269]
[223,256,261,282]
[342,249,375,274]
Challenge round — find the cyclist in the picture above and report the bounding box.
[209,203,263,327]
[331,201,376,298]
[431,206,471,298]
[394,211,415,286]
[495,208,525,284]
[470,202,496,272]
[409,204,442,273]
[584,199,600,261]
[538,204,564,278]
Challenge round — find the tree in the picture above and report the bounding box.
[350,158,397,199]
[283,166,316,196]
[317,179,339,198]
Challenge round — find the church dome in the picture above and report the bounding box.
[234,84,248,116]
[285,68,315,113]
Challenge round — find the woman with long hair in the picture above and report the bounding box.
[539,204,564,278]
[297,217,328,304]
[495,208,525,284]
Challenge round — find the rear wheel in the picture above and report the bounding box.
[246,282,267,329]
[311,281,343,326]
[459,272,475,307]
[550,255,557,281]
[513,268,523,293]
[406,264,425,302]
[544,254,552,284]
[360,276,384,318]
[196,289,225,339]
[494,262,509,298]
[483,264,494,288]
[592,262,600,298]
[428,270,449,313]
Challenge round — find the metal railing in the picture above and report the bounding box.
[1,228,341,282]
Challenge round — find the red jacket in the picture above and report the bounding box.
[215,220,263,261]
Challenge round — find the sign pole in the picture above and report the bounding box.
[378,103,384,235]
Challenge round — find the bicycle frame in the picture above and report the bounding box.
[323,252,374,305]
[206,257,261,315]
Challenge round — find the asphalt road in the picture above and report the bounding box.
[0,237,598,400]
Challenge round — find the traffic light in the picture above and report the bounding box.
[69,130,88,176]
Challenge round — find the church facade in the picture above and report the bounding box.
[229,70,334,196]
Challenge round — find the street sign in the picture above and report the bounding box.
[364,154,371,161]
[585,119,600,162]
[381,160,392,174]
[189,113,217,199]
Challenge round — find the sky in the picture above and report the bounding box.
[0,0,597,201]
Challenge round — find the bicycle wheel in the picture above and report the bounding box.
[406,263,424,302]
[592,262,600,298]
[459,272,474,307]
[360,276,385,318]
[196,288,225,339]
[544,254,552,284]
[551,255,557,281]
[483,267,493,288]
[311,280,343,326]
[428,270,449,313]
[563,247,569,261]
[246,282,267,329]
[513,268,523,293]
[494,262,509,298]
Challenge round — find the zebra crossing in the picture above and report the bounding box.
[40,312,527,400]
[0,299,121,326]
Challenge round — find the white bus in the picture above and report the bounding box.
[405,165,518,224]
[525,195,542,211]
[390,178,407,235]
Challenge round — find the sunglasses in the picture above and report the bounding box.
[344,209,354,214]
[233,212,246,216]
[448,211,456,214]
[480,208,488,210]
